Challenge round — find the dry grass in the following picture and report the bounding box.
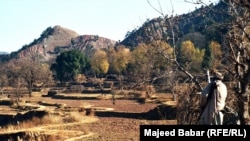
[1,79,246,140]
[0,114,63,132]
[63,112,85,123]
[0,112,98,140]
[41,114,63,125]
[0,91,176,140]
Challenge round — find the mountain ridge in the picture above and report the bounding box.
[121,1,229,48]
[6,25,117,62]
[0,1,229,63]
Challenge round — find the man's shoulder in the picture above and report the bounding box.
[215,80,227,89]
[215,80,224,85]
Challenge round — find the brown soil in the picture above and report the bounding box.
[41,98,177,140]
[78,99,177,141]
[0,93,177,141]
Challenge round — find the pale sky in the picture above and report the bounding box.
[0,0,218,53]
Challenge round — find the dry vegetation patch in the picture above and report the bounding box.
[0,110,99,141]
[0,91,178,140]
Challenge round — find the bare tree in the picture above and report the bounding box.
[5,59,25,103]
[0,63,9,95]
[147,0,203,91]
[223,0,250,125]
[143,0,207,125]
[183,0,250,125]
[5,58,53,98]
[159,0,250,124]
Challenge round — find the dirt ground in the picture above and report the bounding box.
[80,99,177,141]
[41,97,177,141]
[85,100,175,141]
[0,93,177,141]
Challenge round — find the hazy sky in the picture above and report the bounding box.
[0,0,219,53]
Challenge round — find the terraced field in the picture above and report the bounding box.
[0,92,177,141]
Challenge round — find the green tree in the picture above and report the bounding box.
[51,49,89,83]
[178,32,207,50]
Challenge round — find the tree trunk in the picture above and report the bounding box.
[28,89,32,97]
[119,75,123,91]
[28,82,33,97]
[235,50,250,125]
[239,76,250,124]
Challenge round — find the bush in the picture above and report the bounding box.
[69,85,84,93]
[63,112,84,122]
[47,91,57,97]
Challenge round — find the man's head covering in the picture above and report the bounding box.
[212,71,224,80]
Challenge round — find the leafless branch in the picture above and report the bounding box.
[147,0,204,91]
[185,0,229,14]
[147,0,165,17]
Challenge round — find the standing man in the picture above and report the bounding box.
[199,70,228,125]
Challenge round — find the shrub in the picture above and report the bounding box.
[63,112,83,122]
[47,91,57,97]
[69,85,84,93]
[41,114,62,124]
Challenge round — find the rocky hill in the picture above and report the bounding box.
[69,35,117,57]
[15,25,79,62]
[0,1,230,63]
[3,25,117,63]
[121,1,230,48]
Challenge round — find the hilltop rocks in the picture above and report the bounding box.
[15,25,116,62]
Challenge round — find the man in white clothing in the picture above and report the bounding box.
[199,71,228,125]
